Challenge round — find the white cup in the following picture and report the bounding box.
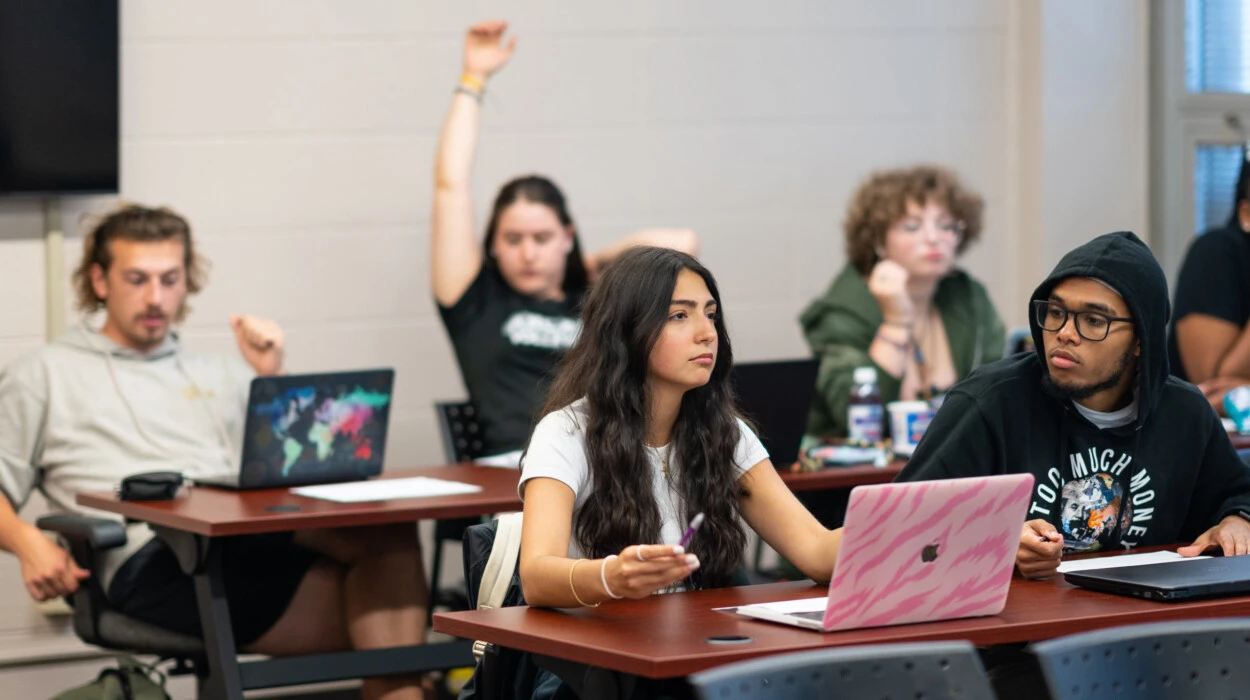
[887,401,935,456]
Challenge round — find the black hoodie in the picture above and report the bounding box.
[897,231,1250,552]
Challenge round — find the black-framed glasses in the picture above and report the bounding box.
[1033,300,1133,341]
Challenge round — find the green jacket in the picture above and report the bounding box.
[800,263,1006,438]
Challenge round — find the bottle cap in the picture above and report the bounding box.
[853,366,878,384]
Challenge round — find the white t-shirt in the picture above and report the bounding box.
[518,399,769,560]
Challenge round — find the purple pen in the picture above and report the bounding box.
[678,512,705,548]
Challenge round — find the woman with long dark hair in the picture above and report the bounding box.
[517,247,839,608]
[433,21,697,459]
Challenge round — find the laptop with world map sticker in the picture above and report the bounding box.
[197,369,394,491]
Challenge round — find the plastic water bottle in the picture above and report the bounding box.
[848,366,884,443]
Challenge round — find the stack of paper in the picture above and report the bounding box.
[1056,550,1209,574]
[291,477,482,503]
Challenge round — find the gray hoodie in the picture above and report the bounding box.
[0,325,254,589]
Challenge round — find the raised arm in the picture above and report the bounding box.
[431,20,517,307]
[585,228,700,281]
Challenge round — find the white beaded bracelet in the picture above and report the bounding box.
[600,554,623,599]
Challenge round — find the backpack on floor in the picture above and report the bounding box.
[53,655,170,700]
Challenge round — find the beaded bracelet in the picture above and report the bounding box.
[454,85,483,103]
[874,331,911,352]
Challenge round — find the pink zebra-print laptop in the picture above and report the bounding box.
[737,473,1035,632]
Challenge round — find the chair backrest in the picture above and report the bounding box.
[688,640,995,700]
[434,401,485,463]
[1031,617,1250,700]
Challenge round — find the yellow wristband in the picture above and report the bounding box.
[569,559,600,608]
[459,73,485,93]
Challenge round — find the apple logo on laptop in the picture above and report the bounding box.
[921,542,940,564]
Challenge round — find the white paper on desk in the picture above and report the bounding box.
[290,477,482,503]
[1057,550,1210,574]
[474,450,522,468]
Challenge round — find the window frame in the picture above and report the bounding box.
[1152,0,1250,284]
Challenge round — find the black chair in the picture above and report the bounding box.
[37,514,208,694]
[1032,618,1250,699]
[429,401,489,627]
[688,640,995,699]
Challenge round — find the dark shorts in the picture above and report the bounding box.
[108,532,318,646]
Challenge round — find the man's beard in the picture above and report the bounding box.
[1041,344,1136,402]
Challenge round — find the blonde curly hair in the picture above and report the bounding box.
[843,165,984,275]
[73,204,209,321]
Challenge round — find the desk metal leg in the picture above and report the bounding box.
[193,541,245,700]
[152,527,243,700]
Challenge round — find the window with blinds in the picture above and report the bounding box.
[1194,145,1244,234]
[1187,0,1250,93]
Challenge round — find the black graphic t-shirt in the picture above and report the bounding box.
[898,232,1250,553]
[439,267,581,456]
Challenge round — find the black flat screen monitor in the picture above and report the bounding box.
[0,1,120,197]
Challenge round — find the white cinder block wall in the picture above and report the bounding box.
[0,1,1148,696]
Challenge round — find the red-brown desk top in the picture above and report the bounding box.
[434,553,1250,679]
[76,430,1248,537]
[77,465,525,537]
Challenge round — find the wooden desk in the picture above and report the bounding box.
[79,464,524,536]
[434,565,1250,681]
[1234,432,1250,451]
[79,465,523,700]
[777,460,905,492]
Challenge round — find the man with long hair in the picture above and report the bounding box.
[0,204,429,700]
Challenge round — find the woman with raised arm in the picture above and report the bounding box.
[433,21,697,460]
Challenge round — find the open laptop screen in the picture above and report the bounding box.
[240,369,395,487]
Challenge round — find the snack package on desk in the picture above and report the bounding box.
[804,443,890,469]
[1227,386,1250,433]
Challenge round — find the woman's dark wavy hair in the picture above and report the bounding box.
[527,246,748,588]
[483,175,590,302]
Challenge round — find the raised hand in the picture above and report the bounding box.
[463,20,517,81]
[230,314,285,376]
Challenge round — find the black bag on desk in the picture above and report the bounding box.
[456,513,543,700]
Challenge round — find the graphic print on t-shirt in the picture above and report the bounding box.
[1027,446,1155,552]
[501,311,580,350]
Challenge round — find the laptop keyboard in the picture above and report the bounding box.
[792,610,826,622]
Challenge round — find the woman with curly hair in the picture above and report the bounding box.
[801,165,1005,439]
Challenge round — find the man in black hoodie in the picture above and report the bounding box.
[898,231,1250,574]
[897,231,1250,699]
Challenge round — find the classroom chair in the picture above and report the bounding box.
[1032,617,1250,699]
[688,640,995,700]
[37,514,208,694]
[429,400,489,627]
